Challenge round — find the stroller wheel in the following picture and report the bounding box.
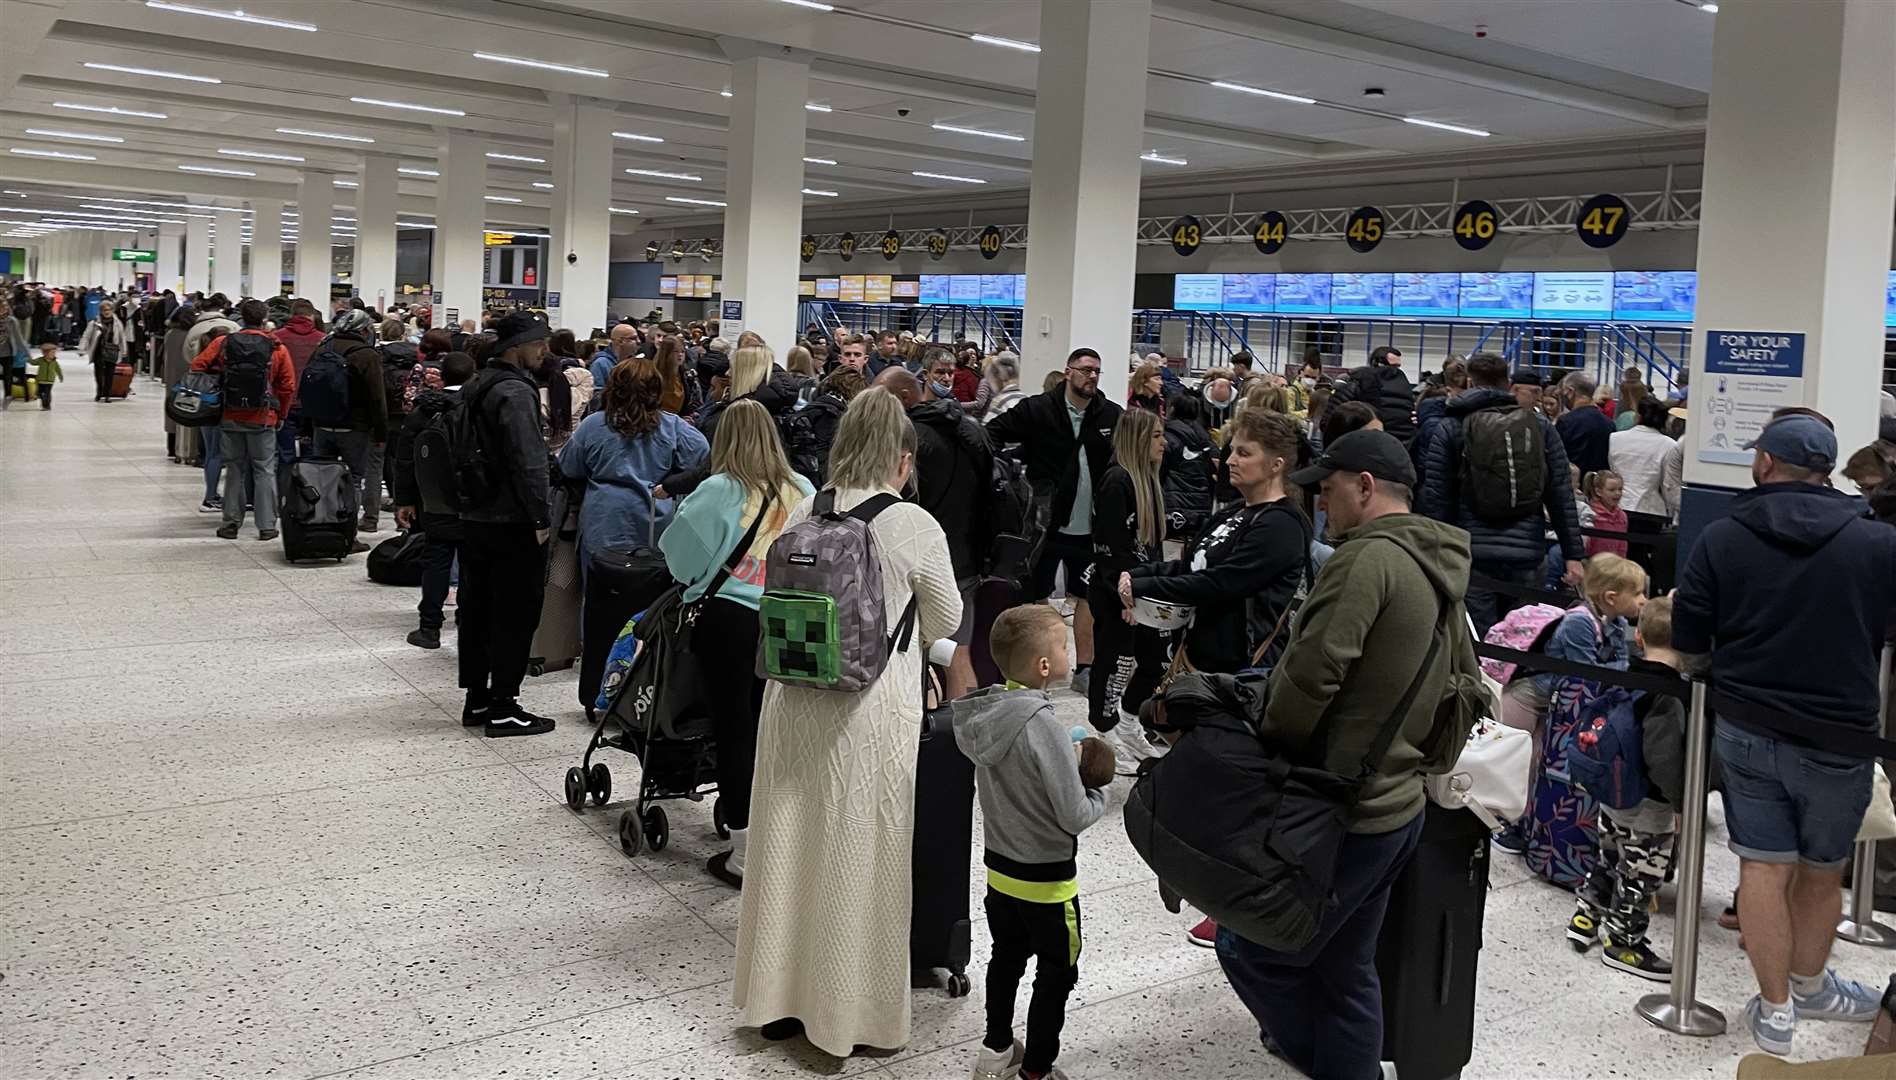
[588,763,612,807]
[713,797,730,840]
[645,805,670,852]
[947,972,972,998]
[618,809,643,857]
[563,767,586,812]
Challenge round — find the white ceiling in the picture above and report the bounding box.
[0,0,1715,242]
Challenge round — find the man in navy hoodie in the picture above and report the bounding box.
[1673,411,1896,1057]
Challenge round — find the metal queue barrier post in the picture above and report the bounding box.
[1636,680,1728,1036]
[1837,643,1896,948]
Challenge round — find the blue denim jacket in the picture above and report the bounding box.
[1533,603,1629,695]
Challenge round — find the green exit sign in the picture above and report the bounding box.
[111,248,156,262]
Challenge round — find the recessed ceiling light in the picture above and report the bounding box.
[931,122,1025,142]
[802,156,837,166]
[1209,80,1317,105]
[609,207,639,215]
[396,221,437,229]
[804,103,832,113]
[24,128,125,144]
[970,33,1040,52]
[911,170,987,184]
[472,52,608,78]
[219,148,304,162]
[397,167,439,177]
[486,152,546,163]
[611,131,665,143]
[1699,2,1719,10]
[625,168,702,181]
[10,148,97,160]
[83,62,221,84]
[179,164,256,176]
[333,179,358,187]
[144,1,316,30]
[277,127,374,143]
[350,96,466,117]
[332,216,356,222]
[1401,117,1491,137]
[53,102,168,119]
[720,89,733,98]
[484,195,523,203]
[530,182,554,189]
[1140,151,1188,166]
[802,188,839,197]
[776,0,834,9]
[664,196,727,207]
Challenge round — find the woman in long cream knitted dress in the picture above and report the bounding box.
[734,387,963,1056]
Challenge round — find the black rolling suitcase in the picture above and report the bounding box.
[279,457,360,562]
[1376,803,1490,1080]
[578,544,671,718]
[911,668,975,997]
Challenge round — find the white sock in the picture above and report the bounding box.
[1762,995,1793,1015]
[1790,971,1826,997]
[727,827,747,876]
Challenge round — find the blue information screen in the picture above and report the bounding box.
[1532,272,1614,321]
[979,274,1015,307]
[1886,271,1896,327]
[1173,274,1222,310]
[1274,273,1332,314]
[947,275,981,304]
[1330,273,1393,316]
[918,274,951,305]
[1457,273,1533,319]
[1391,273,1460,317]
[1220,273,1275,312]
[1612,271,1696,322]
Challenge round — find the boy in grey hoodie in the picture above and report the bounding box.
[952,604,1109,1080]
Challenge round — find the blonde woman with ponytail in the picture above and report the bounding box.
[1086,408,1172,765]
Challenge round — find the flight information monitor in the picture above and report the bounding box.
[1532,271,1614,320]
[1391,273,1460,317]
[1330,273,1393,316]
[1273,274,1332,314]
[1612,271,1696,322]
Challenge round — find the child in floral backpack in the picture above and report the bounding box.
[1566,595,1688,981]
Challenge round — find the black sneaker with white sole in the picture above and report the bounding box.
[198,499,222,513]
[484,702,555,738]
[1601,938,1672,981]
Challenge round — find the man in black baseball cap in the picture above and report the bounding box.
[1224,425,1480,1080]
[455,307,557,739]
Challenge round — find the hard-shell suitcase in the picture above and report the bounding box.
[911,669,975,997]
[579,544,672,717]
[530,485,583,677]
[279,457,360,562]
[111,362,134,399]
[1376,803,1490,1080]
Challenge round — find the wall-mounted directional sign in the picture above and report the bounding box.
[881,230,901,260]
[799,235,816,263]
[1575,193,1629,248]
[926,232,949,260]
[978,225,1003,260]
[1253,211,1287,255]
[838,232,857,261]
[1170,215,1203,257]
[1452,200,1499,251]
[1345,206,1386,253]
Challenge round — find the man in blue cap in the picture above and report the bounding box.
[1674,409,1896,1056]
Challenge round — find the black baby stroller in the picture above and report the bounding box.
[562,574,728,858]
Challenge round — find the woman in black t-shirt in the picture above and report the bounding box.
[1087,409,1172,764]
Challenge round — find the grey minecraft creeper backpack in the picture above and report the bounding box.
[758,490,917,691]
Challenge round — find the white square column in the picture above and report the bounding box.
[184,216,211,295]
[156,221,184,295]
[548,98,616,333]
[211,209,243,300]
[294,172,334,303]
[720,52,810,350]
[355,154,399,312]
[1684,0,1896,491]
[1020,0,1152,404]
[438,130,488,325]
[251,200,283,299]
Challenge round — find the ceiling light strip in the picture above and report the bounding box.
[625,168,702,181]
[277,127,374,143]
[911,170,986,184]
[53,102,168,119]
[472,52,608,78]
[969,33,1040,52]
[930,123,1024,142]
[350,97,465,116]
[84,62,220,84]
[664,196,726,207]
[144,1,317,31]
[24,129,125,144]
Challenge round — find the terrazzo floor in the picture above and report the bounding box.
[1,365,1886,1079]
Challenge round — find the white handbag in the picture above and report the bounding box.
[1425,654,1533,831]
[1859,764,1896,843]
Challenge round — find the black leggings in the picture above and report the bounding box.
[695,596,765,831]
[93,361,114,400]
[1085,582,1172,731]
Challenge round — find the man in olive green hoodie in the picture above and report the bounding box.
[1215,429,1481,1080]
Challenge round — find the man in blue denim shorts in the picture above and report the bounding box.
[1675,412,1896,1056]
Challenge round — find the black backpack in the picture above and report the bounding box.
[779,409,822,484]
[982,450,1045,587]
[219,332,274,411]
[414,372,521,514]
[1461,404,1546,522]
[379,343,417,416]
[298,339,354,427]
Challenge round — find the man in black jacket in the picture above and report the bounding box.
[876,363,993,696]
[1553,371,1614,475]
[458,311,556,738]
[1419,352,1583,633]
[310,309,390,546]
[391,350,475,650]
[985,347,1123,693]
[1674,413,1896,1050]
[1332,345,1416,444]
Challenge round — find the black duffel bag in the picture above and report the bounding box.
[1123,601,1447,953]
[164,371,223,427]
[366,530,427,587]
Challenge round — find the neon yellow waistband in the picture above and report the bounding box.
[987,869,1078,904]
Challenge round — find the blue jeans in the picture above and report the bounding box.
[200,424,223,503]
[219,422,278,533]
[1715,724,1873,871]
[1216,813,1425,1080]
